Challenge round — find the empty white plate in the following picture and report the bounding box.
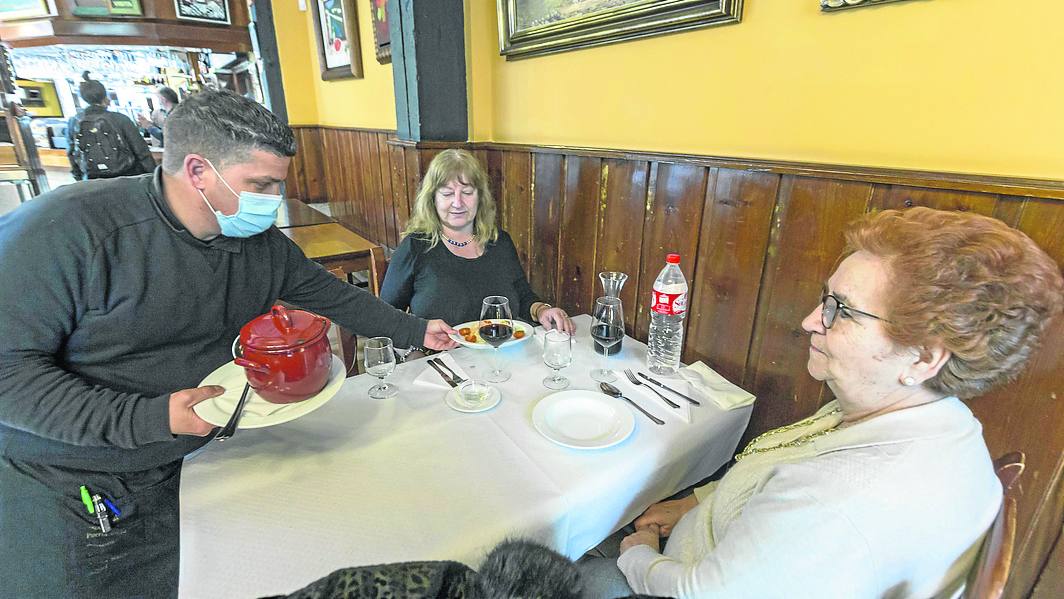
[532,390,636,450]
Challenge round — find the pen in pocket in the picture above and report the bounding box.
[90,494,111,533]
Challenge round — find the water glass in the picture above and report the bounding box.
[364,337,397,399]
[542,330,572,390]
[457,379,492,409]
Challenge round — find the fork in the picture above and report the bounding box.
[214,383,251,442]
[624,369,679,409]
[432,358,466,384]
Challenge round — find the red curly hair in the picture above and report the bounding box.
[844,207,1063,399]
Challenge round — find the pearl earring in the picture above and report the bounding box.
[903,377,916,386]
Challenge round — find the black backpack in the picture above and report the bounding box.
[75,113,136,179]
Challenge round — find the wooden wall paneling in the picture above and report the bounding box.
[867,184,999,215]
[557,155,603,317]
[404,147,423,222]
[483,150,505,226]
[321,130,344,222]
[742,176,874,444]
[361,131,386,245]
[330,130,353,231]
[336,129,355,225]
[685,169,780,384]
[376,134,398,247]
[389,140,410,247]
[302,128,326,202]
[529,153,564,303]
[634,162,708,342]
[355,131,371,231]
[285,128,305,200]
[987,196,1064,599]
[500,152,533,279]
[347,131,366,236]
[593,158,650,335]
[992,195,1027,228]
[418,149,442,177]
[285,148,304,202]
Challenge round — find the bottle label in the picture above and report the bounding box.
[652,290,687,315]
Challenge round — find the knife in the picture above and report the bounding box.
[427,360,458,388]
[637,372,701,406]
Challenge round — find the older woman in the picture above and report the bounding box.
[583,207,1063,598]
[381,149,574,334]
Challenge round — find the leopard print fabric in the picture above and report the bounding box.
[278,560,477,599]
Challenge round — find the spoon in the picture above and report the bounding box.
[599,382,665,425]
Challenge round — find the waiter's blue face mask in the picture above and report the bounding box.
[197,159,282,238]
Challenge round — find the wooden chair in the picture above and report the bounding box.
[965,451,1025,599]
[326,246,389,377]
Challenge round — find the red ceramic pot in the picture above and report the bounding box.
[233,306,333,404]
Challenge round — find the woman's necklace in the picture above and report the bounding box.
[734,407,842,462]
[442,233,473,248]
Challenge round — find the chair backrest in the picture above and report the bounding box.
[368,245,388,297]
[964,451,1025,599]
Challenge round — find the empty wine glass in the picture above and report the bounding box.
[364,337,397,399]
[542,330,572,390]
[480,296,513,383]
[590,296,623,383]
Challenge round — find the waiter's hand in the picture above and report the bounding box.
[423,319,459,351]
[169,386,224,436]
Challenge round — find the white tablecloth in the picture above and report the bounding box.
[179,315,752,598]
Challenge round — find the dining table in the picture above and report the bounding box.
[178,315,753,598]
[275,198,335,229]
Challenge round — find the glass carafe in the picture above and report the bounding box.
[595,272,628,355]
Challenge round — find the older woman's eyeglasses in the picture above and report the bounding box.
[821,294,887,329]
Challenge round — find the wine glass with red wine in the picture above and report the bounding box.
[480,295,513,383]
[590,296,623,383]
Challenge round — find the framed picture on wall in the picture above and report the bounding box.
[0,0,55,21]
[821,0,916,11]
[498,0,743,60]
[15,79,63,118]
[72,0,143,17]
[312,0,364,80]
[174,0,231,25]
[369,0,391,64]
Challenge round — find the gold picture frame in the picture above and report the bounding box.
[497,0,743,60]
[821,0,917,12]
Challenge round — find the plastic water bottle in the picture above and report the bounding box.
[647,253,688,375]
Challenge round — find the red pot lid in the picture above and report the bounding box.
[241,306,330,352]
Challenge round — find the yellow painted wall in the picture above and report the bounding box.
[467,0,1064,180]
[273,0,395,129]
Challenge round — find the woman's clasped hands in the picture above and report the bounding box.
[620,494,700,553]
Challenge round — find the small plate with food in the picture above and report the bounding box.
[448,320,533,350]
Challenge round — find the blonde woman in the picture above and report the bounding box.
[381,150,574,334]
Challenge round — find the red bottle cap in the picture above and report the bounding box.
[666,253,680,264]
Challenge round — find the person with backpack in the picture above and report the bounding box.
[66,71,156,180]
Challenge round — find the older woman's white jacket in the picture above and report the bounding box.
[617,397,1001,598]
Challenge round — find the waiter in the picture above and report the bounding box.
[0,90,457,597]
